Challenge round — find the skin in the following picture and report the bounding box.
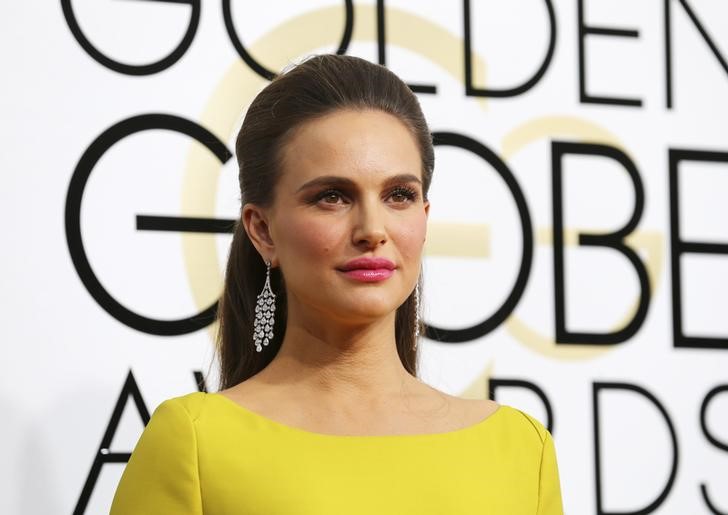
[224,108,499,436]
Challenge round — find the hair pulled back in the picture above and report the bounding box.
[215,54,435,390]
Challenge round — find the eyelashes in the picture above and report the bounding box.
[388,185,419,202]
[311,185,420,205]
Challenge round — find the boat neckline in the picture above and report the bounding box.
[207,391,505,439]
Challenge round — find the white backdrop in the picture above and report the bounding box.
[2,1,727,514]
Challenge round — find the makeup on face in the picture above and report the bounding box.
[339,268,394,282]
[268,109,428,318]
[336,256,397,283]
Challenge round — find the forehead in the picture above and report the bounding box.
[277,109,422,188]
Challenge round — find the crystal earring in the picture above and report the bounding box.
[413,281,421,348]
[253,260,276,353]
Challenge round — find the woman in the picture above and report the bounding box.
[110,54,563,514]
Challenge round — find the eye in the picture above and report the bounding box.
[388,185,419,203]
[314,188,347,205]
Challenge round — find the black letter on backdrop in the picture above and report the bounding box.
[489,378,554,433]
[664,0,728,109]
[593,382,679,515]
[463,0,556,97]
[700,385,728,515]
[376,0,436,93]
[427,132,533,343]
[74,370,150,515]
[577,0,641,106]
[223,0,354,81]
[61,0,200,75]
[552,142,650,344]
[194,370,208,392]
[65,114,232,336]
[669,149,728,350]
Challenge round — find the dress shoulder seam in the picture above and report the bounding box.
[512,408,547,444]
[172,391,207,423]
[510,409,552,514]
[165,393,204,513]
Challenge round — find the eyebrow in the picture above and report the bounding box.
[296,173,422,193]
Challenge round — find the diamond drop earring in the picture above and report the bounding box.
[253,260,276,353]
[413,281,421,348]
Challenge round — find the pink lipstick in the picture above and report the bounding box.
[337,257,396,283]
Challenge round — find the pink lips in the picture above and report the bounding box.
[337,257,396,283]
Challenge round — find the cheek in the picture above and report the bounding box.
[394,213,428,260]
[279,214,344,261]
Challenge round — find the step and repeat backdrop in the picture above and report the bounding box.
[2,1,727,514]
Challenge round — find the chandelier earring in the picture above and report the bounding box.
[413,281,421,348]
[253,260,276,353]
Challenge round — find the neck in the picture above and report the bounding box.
[255,302,419,405]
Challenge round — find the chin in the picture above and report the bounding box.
[331,296,400,321]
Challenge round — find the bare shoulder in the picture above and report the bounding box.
[218,376,280,404]
[216,374,336,424]
[464,397,501,424]
[413,382,500,424]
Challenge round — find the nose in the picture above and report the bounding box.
[352,196,387,249]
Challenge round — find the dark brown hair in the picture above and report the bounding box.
[214,54,435,391]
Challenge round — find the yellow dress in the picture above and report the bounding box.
[110,391,563,514]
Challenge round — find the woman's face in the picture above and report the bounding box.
[252,108,429,325]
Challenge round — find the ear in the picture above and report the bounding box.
[423,199,430,242]
[242,203,276,266]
